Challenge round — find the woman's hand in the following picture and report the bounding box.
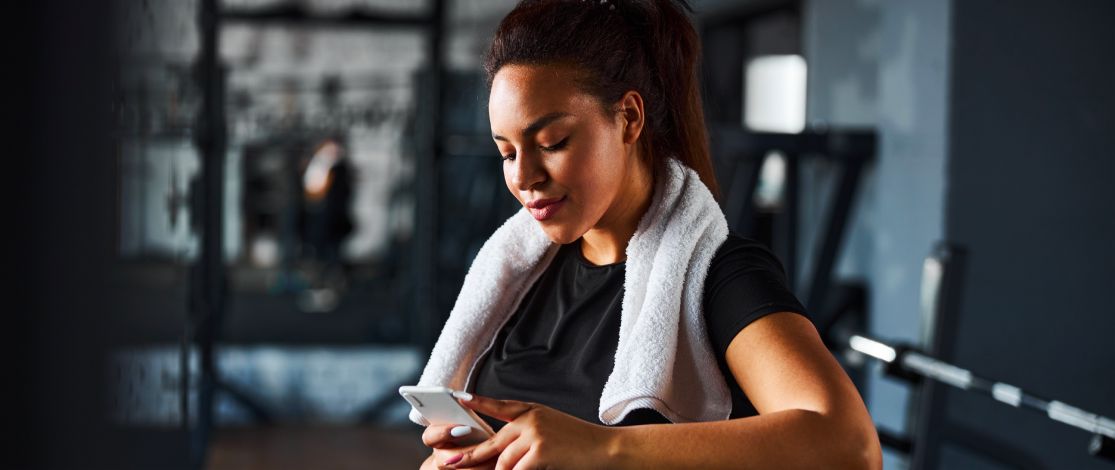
[442,394,619,469]
[422,423,496,469]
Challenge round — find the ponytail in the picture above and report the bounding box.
[484,0,721,201]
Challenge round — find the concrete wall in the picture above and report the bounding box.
[935,1,1115,468]
[803,0,952,468]
[806,0,1114,468]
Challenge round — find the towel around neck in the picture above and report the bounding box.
[411,157,731,426]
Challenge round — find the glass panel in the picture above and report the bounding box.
[117,138,201,260]
[221,23,425,318]
[108,0,201,446]
[107,1,520,460]
[113,0,202,261]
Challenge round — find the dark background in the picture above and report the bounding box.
[13,1,119,468]
[9,0,1115,469]
[936,1,1115,468]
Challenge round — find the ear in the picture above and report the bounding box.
[618,90,645,145]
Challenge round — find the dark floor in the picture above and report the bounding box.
[206,425,429,470]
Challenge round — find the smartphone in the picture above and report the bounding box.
[399,385,496,445]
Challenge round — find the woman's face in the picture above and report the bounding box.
[489,64,639,245]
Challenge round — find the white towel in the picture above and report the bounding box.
[410,157,731,426]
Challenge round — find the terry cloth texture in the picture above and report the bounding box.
[409,157,731,426]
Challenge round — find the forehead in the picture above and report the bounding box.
[488,64,598,131]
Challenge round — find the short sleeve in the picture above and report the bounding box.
[702,233,811,356]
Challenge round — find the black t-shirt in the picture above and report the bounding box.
[471,233,809,431]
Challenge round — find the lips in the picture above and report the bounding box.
[527,195,566,221]
[527,196,564,209]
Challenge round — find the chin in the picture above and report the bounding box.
[538,224,582,245]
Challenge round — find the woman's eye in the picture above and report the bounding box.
[501,152,516,162]
[540,138,568,153]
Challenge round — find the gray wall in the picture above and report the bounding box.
[936,1,1115,468]
[806,0,1114,468]
[803,1,952,468]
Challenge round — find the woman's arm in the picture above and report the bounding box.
[447,312,881,469]
[608,312,882,469]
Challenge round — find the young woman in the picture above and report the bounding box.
[417,1,882,468]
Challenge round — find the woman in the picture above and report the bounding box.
[417,1,882,468]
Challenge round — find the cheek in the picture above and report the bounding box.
[560,148,625,223]
[574,138,625,196]
[564,158,611,201]
[503,167,516,200]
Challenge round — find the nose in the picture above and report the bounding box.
[509,150,547,192]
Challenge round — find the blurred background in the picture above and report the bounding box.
[10,0,1114,469]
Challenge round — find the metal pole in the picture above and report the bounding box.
[805,154,865,311]
[414,0,446,352]
[781,152,798,290]
[190,0,226,466]
[849,334,1115,464]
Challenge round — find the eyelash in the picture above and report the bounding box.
[501,138,568,162]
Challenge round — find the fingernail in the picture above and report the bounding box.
[450,425,472,437]
[451,391,474,401]
[445,453,463,465]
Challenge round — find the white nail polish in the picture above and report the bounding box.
[452,391,474,401]
[450,425,473,437]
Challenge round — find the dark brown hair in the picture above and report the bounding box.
[484,0,721,201]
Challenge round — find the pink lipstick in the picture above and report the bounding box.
[527,196,566,221]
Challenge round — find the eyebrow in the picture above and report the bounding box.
[492,112,573,142]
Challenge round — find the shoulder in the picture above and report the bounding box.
[707,232,791,284]
[712,232,775,258]
[703,232,797,311]
[701,233,810,355]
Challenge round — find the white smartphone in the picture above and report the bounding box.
[399,385,496,445]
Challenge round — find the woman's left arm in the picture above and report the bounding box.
[610,311,882,469]
[446,312,882,470]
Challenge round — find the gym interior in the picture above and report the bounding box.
[13,0,1114,468]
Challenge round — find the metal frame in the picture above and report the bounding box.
[714,127,891,459]
[188,1,448,467]
[849,333,1115,467]
[712,127,876,313]
[836,244,1115,467]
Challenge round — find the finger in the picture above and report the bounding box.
[422,423,473,449]
[448,424,521,468]
[422,424,453,448]
[458,393,535,423]
[493,438,531,470]
[433,448,483,470]
[509,449,541,470]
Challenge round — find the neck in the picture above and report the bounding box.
[580,156,655,266]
